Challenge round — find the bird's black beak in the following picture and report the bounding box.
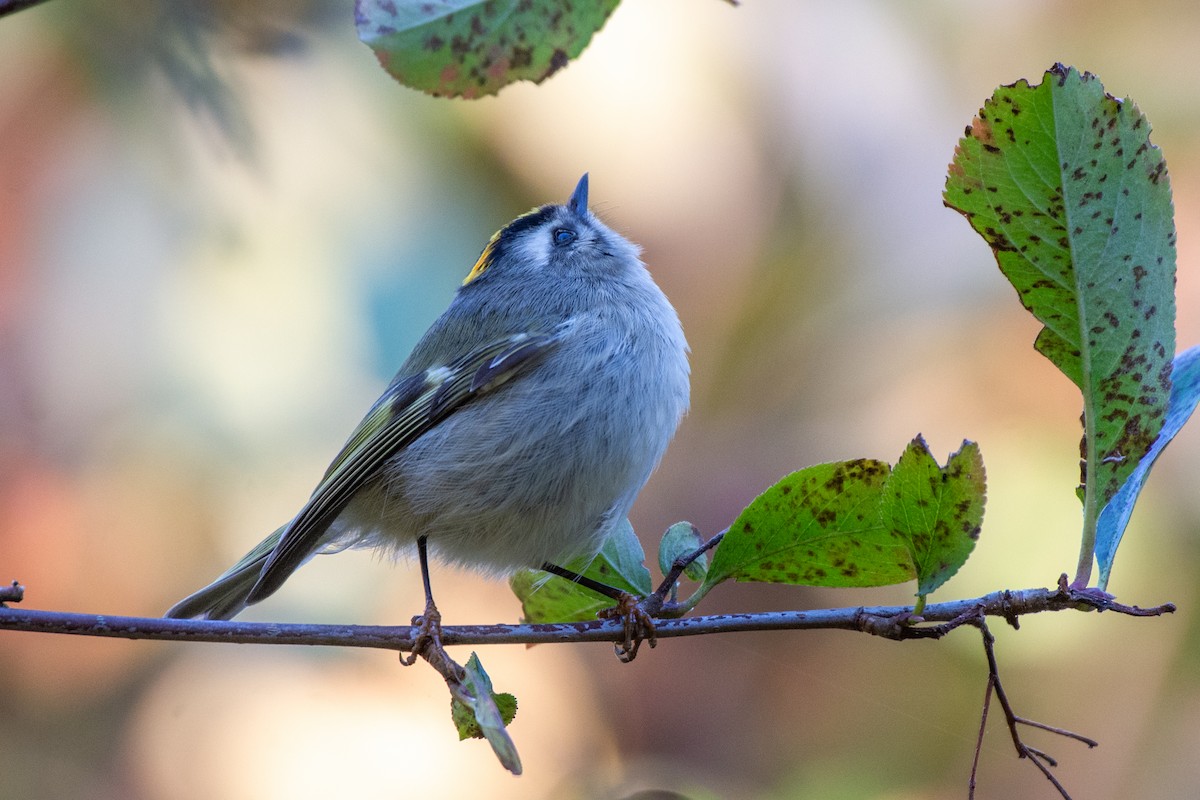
[568,173,589,215]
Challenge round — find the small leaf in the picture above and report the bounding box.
[510,518,652,623]
[658,521,707,582]
[944,63,1176,519]
[355,0,621,99]
[449,653,521,774]
[882,437,986,598]
[703,460,916,591]
[450,683,517,741]
[1096,345,1200,589]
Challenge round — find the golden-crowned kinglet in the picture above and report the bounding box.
[167,175,690,622]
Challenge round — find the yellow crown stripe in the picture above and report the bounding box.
[462,232,500,286]
[462,207,544,286]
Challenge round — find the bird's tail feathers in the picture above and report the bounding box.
[164,526,285,620]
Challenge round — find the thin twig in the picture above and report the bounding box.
[654,528,727,602]
[0,580,1173,651]
[0,581,23,604]
[969,671,995,799]
[972,618,1100,800]
[1,576,1173,792]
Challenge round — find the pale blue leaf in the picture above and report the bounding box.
[1096,345,1200,589]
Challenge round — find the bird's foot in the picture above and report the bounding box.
[600,592,661,663]
[401,599,443,667]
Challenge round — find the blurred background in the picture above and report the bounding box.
[2,1,1199,798]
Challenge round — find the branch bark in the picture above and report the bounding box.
[0,578,1175,652]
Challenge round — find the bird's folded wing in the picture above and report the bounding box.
[245,326,569,603]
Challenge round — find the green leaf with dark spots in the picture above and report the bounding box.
[510,518,652,623]
[702,460,916,591]
[355,0,621,99]
[882,437,985,598]
[450,652,521,774]
[944,63,1175,586]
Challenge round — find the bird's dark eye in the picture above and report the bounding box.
[553,228,576,246]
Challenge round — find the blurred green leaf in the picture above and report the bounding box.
[510,518,652,623]
[658,521,707,583]
[882,437,985,598]
[944,64,1176,584]
[703,460,916,591]
[450,653,521,773]
[355,0,621,98]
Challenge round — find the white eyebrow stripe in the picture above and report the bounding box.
[509,222,554,267]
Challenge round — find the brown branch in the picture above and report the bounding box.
[1,574,1174,790]
[0,576,1173,652]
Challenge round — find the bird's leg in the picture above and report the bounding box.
[539,562,628,601]
[540,562,659,662]
[401,535,443,666]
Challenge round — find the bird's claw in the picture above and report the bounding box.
[600,592,659,663]
[401,600,443,667]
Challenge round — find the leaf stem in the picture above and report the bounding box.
[655,529,726,616]
[1074,407,1099,587]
